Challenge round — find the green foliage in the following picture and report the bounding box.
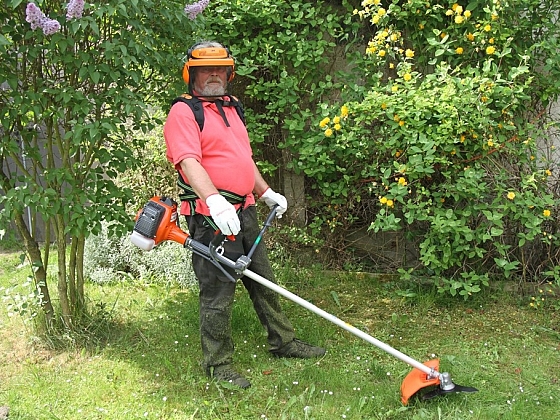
[295,0,560,296]
[116,116,179,208]
[189,0,358,165]
[0,0,195,327]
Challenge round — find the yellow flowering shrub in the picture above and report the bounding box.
[304,0,560,294]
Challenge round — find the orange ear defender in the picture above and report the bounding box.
[182,46,236,85]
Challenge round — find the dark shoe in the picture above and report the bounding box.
[208,365,251,389]
[271,339,326,359]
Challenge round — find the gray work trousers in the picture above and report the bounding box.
[186,205,295,370]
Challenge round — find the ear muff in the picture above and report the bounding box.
[182,46,235,85]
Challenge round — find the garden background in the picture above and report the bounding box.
[1,0,560,418]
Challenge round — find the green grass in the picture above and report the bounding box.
[1,250,559,419]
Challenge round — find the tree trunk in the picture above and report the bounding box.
[55,214,72,328]
[282,150,306,227]
[75,235,85,313]
[68,235,85,314]
[13,213,54,329]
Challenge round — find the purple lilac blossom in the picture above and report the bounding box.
[66,0,85,20]
[184,0,210,20]
[42,19,61,35]
[25,2,48,30]
[25,2,61,35]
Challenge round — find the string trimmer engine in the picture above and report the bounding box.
[130,196,188,251]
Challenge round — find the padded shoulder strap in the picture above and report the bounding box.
[171,94,204,132]
[170,94,246,131]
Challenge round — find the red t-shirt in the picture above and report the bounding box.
[163,99,256,216]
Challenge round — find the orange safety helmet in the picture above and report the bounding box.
[182,43,235,85]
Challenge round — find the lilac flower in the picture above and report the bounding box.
[42,19,61,35]
[66,0,85,20]
[184,0,210,20]
[25,2,61,35]
[25,2,48,30]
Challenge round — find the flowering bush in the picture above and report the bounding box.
[298,0,560,297]
[84,222,196,288]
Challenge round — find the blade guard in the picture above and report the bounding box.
[401,359,440,405]
[130,196,189,250]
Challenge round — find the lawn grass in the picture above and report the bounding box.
[1,249,559,419]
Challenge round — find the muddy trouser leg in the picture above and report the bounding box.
[239,207,295,351]
[187,215,237,370]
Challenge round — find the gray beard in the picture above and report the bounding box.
[197,83,226,97]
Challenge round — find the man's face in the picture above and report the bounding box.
[193,66,229,96]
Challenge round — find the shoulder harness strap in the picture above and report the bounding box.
[171,94,246,132]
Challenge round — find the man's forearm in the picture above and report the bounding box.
[252,161,270,198]
[180,158,219,201]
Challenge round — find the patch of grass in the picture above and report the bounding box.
[1,251,559,419]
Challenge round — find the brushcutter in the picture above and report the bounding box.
[130,196,478,404]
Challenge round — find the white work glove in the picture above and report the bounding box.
[259,188,288,218]
[206,194,241,236]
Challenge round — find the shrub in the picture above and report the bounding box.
[84,222,196,288]
[294,0,560,296]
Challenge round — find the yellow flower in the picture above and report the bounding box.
[446,10,453,16]
[405,49,415,58]
[491,13,499,21]
[377,8,386,16]
[395,150,402,157]
[390,33,399,41]
[389,62,395,69]
[391,85,399,92]
[507,192,515,200]
[325,128,333,137]
[334,123,342,131]
[372,15,380,24]
[398,177,407,186]
[403,73,412,81]
[393,114,400,122]
[333,116,341,124]
[399,120,405,126]
[319,117,330,128]
[378,49,386,57]
[386,199,394,207]
[486,46,496,55]
[484,24,492,32]
[464,10,471,18]
[456,47,464,54]
[545,169,552,176]
[379,196,388,204]
[455,15,464,24]
[487,140,494,147]
[455,5,463,14]
[419,23,424,30]
[467,33,475,41]
[460,135,466,143]
[489,37,495,44]
[340,105,349,117]
[543,209,551,217]
[451,3,458,11]
[381,102,387,109]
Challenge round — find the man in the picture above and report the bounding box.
[163,41,325,389]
